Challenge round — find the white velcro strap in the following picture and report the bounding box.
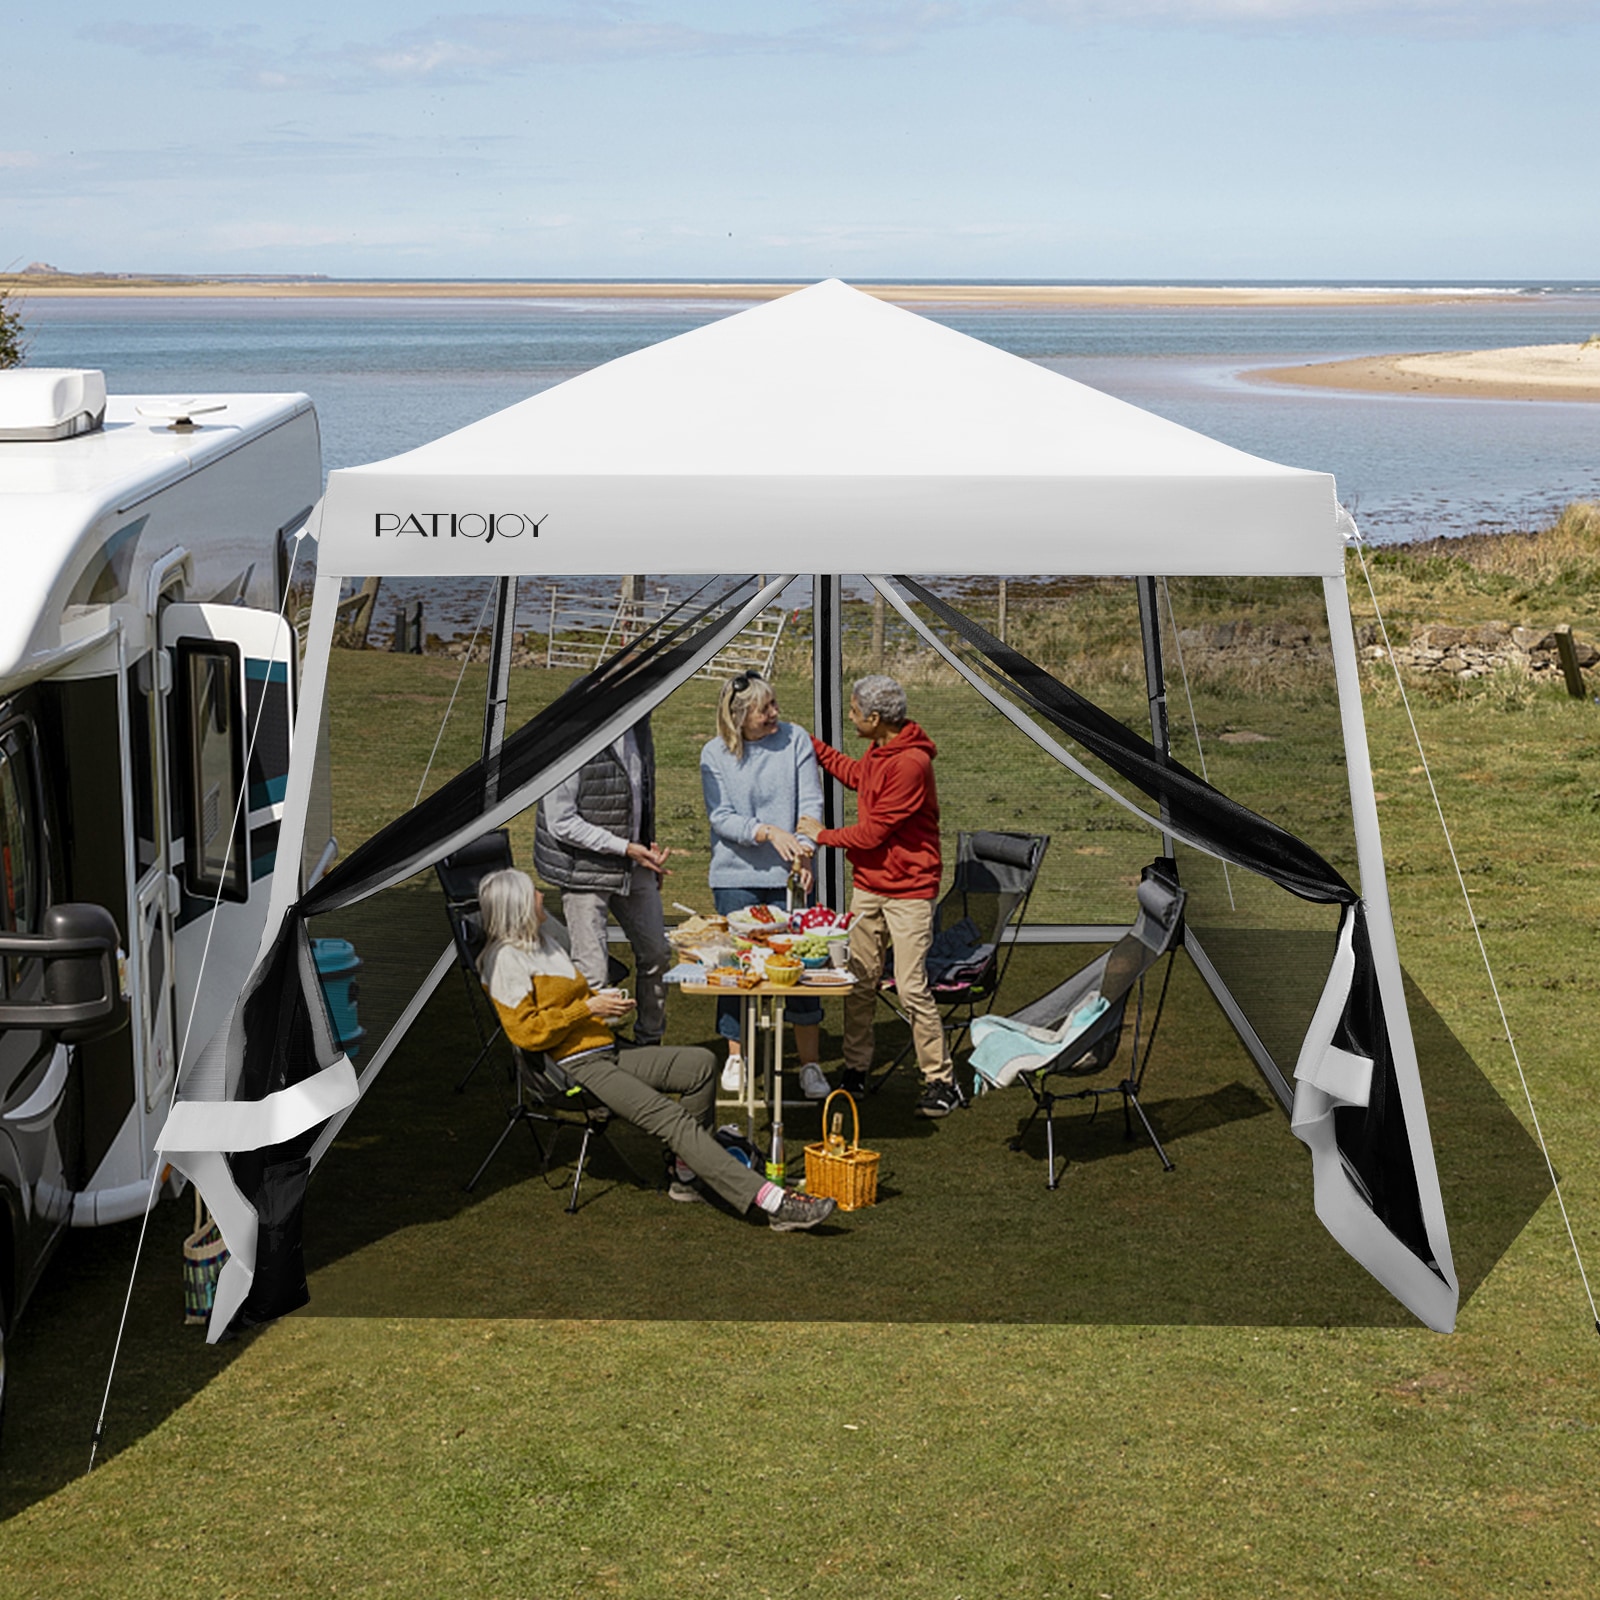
[156,1059,358,1154]
[1296,1043,1373,1109]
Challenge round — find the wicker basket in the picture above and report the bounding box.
[804,1089,880,1210]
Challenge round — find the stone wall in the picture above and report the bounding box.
[1360,622,1599,682]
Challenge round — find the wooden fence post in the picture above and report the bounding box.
[1554,625,1586,699]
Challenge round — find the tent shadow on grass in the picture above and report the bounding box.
[293,917,1548,1328]
[0,909,1550,1521]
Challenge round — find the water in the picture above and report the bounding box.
[19,286,1600,635]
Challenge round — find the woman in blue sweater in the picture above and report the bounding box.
[700,671,829,1099]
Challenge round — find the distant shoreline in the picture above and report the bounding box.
[0,276,1530,308]
[1248,344,1600,403]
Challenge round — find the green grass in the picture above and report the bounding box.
[4,542,1600,1597]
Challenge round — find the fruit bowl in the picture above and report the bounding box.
[764,959,802,987]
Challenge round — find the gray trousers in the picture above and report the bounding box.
[562,862,671,1043]
[565,1044,764,1213]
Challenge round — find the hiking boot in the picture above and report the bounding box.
[768,1190,838,1232]
[916,1077,968,1118]
[839,1068,867,1097]
[797,1062,831,1100]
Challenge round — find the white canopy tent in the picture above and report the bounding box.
[157,280,1458,1337]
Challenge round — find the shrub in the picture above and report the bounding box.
[0,286,24,369]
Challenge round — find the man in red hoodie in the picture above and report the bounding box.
[799,674,964,1117]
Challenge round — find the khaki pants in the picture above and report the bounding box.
[841,890,953,1086]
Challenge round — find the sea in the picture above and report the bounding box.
[20,283,1600,637]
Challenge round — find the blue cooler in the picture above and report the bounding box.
[312,937,365,1060]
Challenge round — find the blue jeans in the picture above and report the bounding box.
[711,884,823,1040]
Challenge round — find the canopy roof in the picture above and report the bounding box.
[316,279,1344,581]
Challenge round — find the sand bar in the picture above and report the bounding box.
[0,275,1521,308]
[1250,343,1600,402]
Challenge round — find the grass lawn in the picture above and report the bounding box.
[2,542,1599,1597]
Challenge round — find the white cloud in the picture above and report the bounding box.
[0,151,43,169]
[85,5,979,92]
[1004,0,1592,32]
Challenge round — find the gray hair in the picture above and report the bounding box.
[477,867,541,951]
[852,674,907,724]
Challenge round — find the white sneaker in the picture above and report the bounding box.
[720,1053,743,1094]
[798,1062,831,1100]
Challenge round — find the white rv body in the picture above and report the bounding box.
[0,374,321,1390]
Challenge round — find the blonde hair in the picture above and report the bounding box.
[716,673,775,761]
[477,867,542,950]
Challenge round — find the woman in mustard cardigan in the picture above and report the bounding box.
[475,868,836,1232]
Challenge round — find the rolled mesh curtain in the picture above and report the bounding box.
[218,573,788,1329]
[888,575,1443,1283]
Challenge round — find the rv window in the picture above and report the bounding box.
[176,641,247,903]
[0,726,41,991]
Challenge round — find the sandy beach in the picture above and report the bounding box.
[1,274,1518,308]
[1249,343,1600,402]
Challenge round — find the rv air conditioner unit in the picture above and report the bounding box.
[0,367,108,441]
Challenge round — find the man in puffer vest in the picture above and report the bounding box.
[533,714,672,1045]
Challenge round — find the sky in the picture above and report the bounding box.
[4,1,1598,281]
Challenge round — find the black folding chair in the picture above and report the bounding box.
[437,830,515,1093]
[873,830,1049,1091]
[464,1047,616,1214]
[1000,859,1185,1189]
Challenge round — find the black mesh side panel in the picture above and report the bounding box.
[893,577,1443,1276]
[1333,906,1435,1270]
[301,575,758,916]
[896,576,1355,906]
[221,576,761,1330]
[223,918,338,1331]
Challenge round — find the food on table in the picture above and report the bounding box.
[795,906,850,932]
[727,904,788,935]
[706,966,761,990]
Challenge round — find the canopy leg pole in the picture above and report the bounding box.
[482,576,518,807]
[264,570,344,939]
[1137,576,1175,855]
[1323,571,1456,1290]
[812,575,846,912]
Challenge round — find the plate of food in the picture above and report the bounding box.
[669,912,728,945]
[800,969,856,988]
[726,904,787,936]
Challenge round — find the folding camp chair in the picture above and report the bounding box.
[464,1046,616,1214]
[436,829,516,1092]
[872,830,1049,1091]
[997,859,1185,1189]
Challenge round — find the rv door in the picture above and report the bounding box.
[158,605,295,1071]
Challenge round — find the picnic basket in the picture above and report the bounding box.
[804,1089,879,1210]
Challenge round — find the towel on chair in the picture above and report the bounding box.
[969,994,1110,1091]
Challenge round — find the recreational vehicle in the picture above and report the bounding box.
[0,367,321,1423]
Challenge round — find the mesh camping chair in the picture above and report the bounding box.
[873,830,1049,1091]
[464,1044,617,1213]
[980,859,1185,1189]
[437,829,515,1092]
